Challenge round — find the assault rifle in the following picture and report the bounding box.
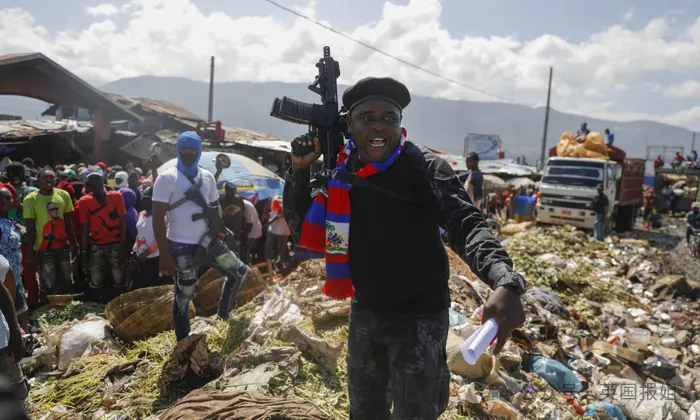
[269,46,350,172]
[184,183,226,253]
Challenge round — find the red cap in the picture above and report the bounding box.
[95,162,106,169]
[57,181,75,196]
[0,184,17,202]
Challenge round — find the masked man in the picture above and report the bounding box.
[284,77,526,419]
[152,132,250,341]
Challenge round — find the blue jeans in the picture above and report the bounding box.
[594,213,605,241]
[168,238,249,341]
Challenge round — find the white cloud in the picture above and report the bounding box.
[1,0,700,129]
[86,3,119,17]
[660,81,700,98]
[624,10,633,22]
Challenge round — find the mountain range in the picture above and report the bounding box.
[1,76,696,167]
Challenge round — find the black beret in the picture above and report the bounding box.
[342,77,411,113]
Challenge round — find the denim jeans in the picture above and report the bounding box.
[594,213,605,241]
[168,238,248,341]
[88,243,124,290]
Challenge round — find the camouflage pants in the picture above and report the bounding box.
[347,303,450,420]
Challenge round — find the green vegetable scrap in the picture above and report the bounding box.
[29,301,105,330]
[28,330,178,418]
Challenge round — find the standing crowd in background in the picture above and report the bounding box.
[0,153,292,403]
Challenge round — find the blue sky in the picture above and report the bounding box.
[2,0,700,129]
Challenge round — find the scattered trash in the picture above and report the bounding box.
[530,355,583,393]
[23,220,700,419]
[584,402,626,419]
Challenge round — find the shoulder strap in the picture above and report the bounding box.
[333,169,418,204]
[168,168,204,211]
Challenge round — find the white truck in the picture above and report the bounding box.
[536,147,644,232]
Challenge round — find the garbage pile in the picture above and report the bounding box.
[22,221,700,419]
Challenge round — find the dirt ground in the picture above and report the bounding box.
[631,216,700,283]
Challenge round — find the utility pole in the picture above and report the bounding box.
[208,56,215,123]
[539,66,553,171]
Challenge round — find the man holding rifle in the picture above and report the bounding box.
[283,76,526,419]
[152,132,250,342]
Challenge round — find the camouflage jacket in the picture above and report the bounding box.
[282,141,522,292]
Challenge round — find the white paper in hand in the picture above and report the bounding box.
[460,318,499,365]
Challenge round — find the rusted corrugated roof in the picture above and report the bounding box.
[223,125,281,143]
[0,120,93,139]
[107,93,205,122]
[0,52,142,122]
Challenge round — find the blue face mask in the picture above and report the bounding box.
[176,131,202,177]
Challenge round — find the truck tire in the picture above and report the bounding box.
[615,205,635,232]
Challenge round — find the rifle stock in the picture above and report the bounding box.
[270,46,349,170]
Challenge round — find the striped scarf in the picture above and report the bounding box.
[298,128,408,300]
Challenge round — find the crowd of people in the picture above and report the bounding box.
[0,148,295,402]
[0,158,292,307]
[653,150,700,170]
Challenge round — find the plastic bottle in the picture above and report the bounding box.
[626,328,651,350]
[460,318,499,365]
[660,336,678,347]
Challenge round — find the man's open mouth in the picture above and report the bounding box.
[370,137,387,147]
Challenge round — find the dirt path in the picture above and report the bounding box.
[631,216,700,283]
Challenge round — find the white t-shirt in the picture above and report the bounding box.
[243,199,262,239]
[133,212,160,258]
[0,255,10,350]
[152,166,220,244]
[268,195,290,236]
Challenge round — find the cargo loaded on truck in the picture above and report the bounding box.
[537,139,644,232]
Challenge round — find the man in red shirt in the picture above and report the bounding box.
[79,167,127,301]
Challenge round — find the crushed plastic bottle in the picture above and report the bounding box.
[626,328,651,350]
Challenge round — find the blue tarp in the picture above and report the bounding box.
[514,195,537,216]
[644,175,655,188]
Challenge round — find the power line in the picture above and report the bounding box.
[261,0,540,107]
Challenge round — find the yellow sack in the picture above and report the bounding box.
[583,132,608,156]
[560,131,576,141]
[556,137,578,157]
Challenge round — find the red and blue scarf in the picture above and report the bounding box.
[298,128,408,300]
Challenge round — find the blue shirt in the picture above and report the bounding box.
[605,132,615,146]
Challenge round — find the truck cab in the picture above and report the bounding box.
[537,157,623,230]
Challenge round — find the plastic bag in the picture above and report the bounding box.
[602,375,687,420]
[530,355,582,393]
[584,402,626,419]
[448,308,466,327]
[524,287,569,317]
[58,317,112,370]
